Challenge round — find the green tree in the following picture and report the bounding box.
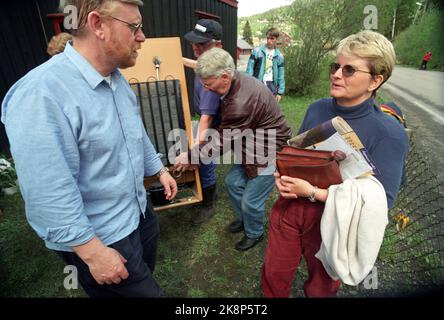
[242,20,253,46]
[283,0,422,94]
[393,0,417,37]
[284,0,363,95]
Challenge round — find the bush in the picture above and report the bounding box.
[394,8,444,70]
[0,156,17,193]
[282,0,362,95]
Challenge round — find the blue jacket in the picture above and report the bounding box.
[246,44,285,95]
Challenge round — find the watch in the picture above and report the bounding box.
[156,166,170,178]
[308,186,318,202]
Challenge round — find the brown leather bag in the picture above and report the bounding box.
[276,146,345,189]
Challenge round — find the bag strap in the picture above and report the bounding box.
[277,152,333,161]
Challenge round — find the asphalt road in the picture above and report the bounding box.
[381,66,444,181]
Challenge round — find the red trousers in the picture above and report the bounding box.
[262,197,340,297]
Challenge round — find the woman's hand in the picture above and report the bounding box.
[274,172,328,202]
[274,172,312,199]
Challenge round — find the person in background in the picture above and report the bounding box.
[420,51,432,70]
[1,0,177,297]
[182,19,223,225]
[47,32,73,56]
[262,30,409,297]
[246,27,285,103]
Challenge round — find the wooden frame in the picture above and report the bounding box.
[120,37,202,211]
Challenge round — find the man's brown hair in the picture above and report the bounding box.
[266,27,279,39]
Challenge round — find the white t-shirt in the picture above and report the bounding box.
[104,75,112,86]
[263,48,275,82]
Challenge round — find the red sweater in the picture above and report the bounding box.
[422,52,432,61]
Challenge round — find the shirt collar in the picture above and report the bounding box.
[64,41,121,90]
[332,97,374,119]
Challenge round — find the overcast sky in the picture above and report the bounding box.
[237,0,295,18]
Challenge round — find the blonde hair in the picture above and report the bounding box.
[196,48,235,79]
[337,30,396,83]
[47,32,72,56]
[61,0,143,37]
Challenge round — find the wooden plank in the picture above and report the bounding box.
[121,37,202,210]
[154,197,201,212]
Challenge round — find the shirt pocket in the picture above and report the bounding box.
[122,107,144,142]
[78,138,116,163]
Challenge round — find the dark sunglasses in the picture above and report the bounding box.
[110,16,143,35]
[329,62,373,77]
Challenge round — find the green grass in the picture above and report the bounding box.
[0,193,86,297]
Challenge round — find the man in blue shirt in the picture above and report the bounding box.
[1,0,177,297]
[183,19,223,225]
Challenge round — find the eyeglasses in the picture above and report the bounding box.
[329,62,373,77]
[201,77,220,89]
[110,16,143,35]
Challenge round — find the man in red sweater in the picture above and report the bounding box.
[420,51,432,70]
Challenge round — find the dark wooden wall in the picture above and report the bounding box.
[0,0,58,155]
[141,0,238,117]
[0,0,238,155]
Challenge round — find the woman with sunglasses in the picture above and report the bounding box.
[261,30,409,297]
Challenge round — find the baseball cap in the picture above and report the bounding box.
[184,19,223,44]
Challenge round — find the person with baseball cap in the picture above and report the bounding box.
[183,19,223,225]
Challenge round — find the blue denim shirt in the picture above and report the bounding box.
[1,42,163,252]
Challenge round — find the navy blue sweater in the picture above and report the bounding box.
[299,98,409,208]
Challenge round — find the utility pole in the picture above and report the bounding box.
[413,2,423,25]
[413,0,429,24]
[391,7,397,39]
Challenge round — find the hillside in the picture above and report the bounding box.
[238,5,293,46]
[394,8,444,70]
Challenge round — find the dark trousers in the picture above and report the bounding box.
[265,81,278,95]
[56,204,162,297]
[420,60,428,70]
[199,162,217,189]
[262,197,340,297]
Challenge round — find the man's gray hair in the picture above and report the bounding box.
[195,48,235,79]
